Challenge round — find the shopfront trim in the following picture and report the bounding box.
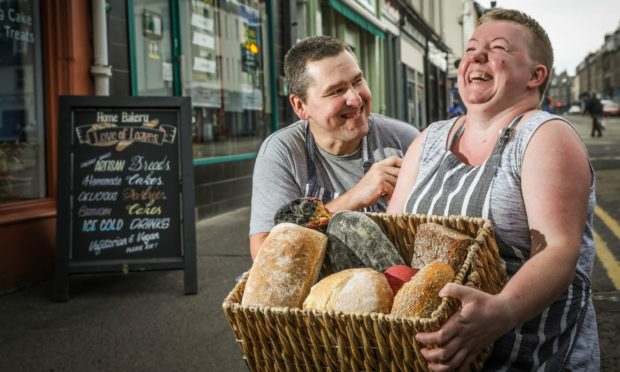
[328,0,385,39]
[192,152,257,166]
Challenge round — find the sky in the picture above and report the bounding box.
[480,0,620,75]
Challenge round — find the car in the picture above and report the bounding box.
[601,99,620,116]
[568,104,582,115]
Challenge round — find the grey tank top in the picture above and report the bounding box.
[404,111,599,371]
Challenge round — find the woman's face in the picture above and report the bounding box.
[458,20,542,111]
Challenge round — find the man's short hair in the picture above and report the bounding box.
[284,36,356,102]
[479,9,554,97]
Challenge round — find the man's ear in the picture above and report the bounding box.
[289,94,309,120]
[527,65,547,90]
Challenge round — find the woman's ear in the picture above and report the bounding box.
[527,64,548,90]
[289,94,309,120]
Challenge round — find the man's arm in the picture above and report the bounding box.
[325,156,403,213]
[249,134,303,260]
[249,233,269,260]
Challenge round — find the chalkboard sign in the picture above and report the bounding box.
[54,96,197,301]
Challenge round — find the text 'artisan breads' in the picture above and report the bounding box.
[303,268,394,314]
[242,223,328,308]
[411,223,471,272]
[391,260,455,318]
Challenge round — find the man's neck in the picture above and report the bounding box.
[308,125,364,156]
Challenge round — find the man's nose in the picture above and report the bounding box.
[345,87,363,106]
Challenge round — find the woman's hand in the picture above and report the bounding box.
[415,283,515,372]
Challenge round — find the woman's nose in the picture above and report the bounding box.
[468,48,488,63]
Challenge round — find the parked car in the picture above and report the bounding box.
[601,100,620,116]
[568,104,582,115]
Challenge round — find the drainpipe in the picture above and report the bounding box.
[91,0,112,95]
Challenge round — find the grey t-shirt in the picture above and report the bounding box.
[249,113,418,235]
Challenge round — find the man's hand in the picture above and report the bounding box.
[327,156,402,212]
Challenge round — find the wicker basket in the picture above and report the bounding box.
[223,213,509,371]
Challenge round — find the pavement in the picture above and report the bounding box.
[1,115,620,371]
[0,207,253,372]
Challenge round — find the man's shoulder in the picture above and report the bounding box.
[371,113,411,127]
[370,113,419,136]
[259,120,306,155]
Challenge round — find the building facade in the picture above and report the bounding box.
[576,24,620,102]
[0,0,454,293]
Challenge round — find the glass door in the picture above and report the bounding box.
[130,0,175,96]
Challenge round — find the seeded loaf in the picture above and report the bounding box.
[303,268,393,314]
[391,260,455,318]
[411,223,471,272]
[241,223,328,308]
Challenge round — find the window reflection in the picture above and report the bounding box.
[134,0,174,96]
[180,0,268,159]
[0,0,45,203]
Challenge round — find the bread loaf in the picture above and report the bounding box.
[411,223,471,272]
[391,260,454,318]
[303,268,393,314]
[242,223,328,308]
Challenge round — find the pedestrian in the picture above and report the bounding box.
[249,36,419,259]
[585,91,604,137]
[447,101,465,118]
[388,9,598,370]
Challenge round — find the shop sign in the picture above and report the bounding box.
[54,96,197,301]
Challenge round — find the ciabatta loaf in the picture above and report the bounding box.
[242,223,328,308]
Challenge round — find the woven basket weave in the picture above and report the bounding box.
[223,213,509,371]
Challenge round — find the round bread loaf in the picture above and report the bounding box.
[391,260,455,318]
[303,268,394,314]
[242,223,328,308]
[411,223,471,272]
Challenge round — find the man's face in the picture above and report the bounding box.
[291,51,372,150]
[457,20,542,110]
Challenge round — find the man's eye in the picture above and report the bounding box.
[332,88,345,95]
[492,45,507,50]
[354,78,363,86]
[465,47,475,52]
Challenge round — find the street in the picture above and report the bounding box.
[568,113,620,369]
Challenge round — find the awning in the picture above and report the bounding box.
[328,0,385,40]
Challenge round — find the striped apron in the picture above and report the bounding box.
[404,115,592,371]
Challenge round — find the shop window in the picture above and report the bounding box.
[0,0,46,204]
[132,0,174,96]
[180,0,269,159]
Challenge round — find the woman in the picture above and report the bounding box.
[388,9,599,371]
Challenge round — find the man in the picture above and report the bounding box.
[249,36,418,259]
[585,91,603,137]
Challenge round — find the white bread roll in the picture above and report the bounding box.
[303,268,393,314]
[242,223,328,308]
